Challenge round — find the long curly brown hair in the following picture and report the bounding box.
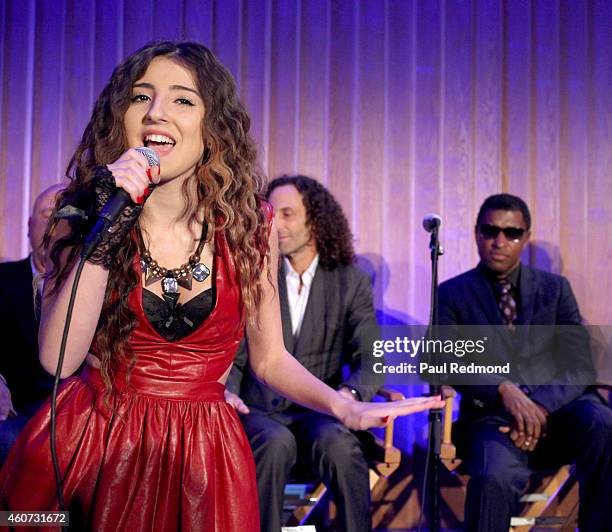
[44,41,268,392]
[267,175,354,269]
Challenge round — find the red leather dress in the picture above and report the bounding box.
[0,228,259,531]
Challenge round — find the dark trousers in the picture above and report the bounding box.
[0,414,29,466]
[241,409,371,532]
[461,391,612,532]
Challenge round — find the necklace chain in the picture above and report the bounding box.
[138,222,210,297]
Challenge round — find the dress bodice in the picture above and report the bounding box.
[142,287,215,342]
[91,229,246,399]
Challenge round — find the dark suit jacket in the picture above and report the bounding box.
[438,263,595,418]
[227,261,380,415]
[0,257,54,415]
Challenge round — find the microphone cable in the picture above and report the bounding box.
[50,255,87,530]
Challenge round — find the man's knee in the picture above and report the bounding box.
[466,430,530,496]
[556,395,612,447]
[577,400,612,453]
[469,466,526,498]
[248,420,297,467]
[312,423,365,470]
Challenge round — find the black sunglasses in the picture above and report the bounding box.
[478,224,526,241]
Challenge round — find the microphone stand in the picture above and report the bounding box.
[426,225,443,532]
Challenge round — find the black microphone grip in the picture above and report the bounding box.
[81,189,132,261]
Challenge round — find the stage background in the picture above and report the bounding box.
[1,0,611,525]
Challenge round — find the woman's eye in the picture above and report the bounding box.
[176,97,195,106]
[130,94,150,103]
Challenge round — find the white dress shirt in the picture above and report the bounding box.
[284,255,319,337]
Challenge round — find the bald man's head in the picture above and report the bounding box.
[28,184,64,272]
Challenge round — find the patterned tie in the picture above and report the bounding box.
[498,279,517,331]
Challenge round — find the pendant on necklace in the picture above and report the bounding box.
[144,267,165,286]
[192,263,211,282]
[175,267,193,290]
[162,276,179,295]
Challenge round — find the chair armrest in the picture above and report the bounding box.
[375,387,404,449]
[440,385,460,468]
[376,386,405,402]
[367,387,404,476]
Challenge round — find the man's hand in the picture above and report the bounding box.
[498,381,548,452]
[224,389,250,415]
[0,378,16,421]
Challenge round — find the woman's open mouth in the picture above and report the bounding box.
[143,133,176,156]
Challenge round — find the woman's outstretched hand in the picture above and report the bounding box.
[337,394,445,431]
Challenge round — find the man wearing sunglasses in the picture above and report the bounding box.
[438,193,611,532]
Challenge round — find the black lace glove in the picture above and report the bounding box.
[86,166,144,270]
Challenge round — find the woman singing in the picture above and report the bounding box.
[0,41,442,531]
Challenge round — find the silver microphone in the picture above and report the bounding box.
[422,213,442,233]
[135,146,160,168]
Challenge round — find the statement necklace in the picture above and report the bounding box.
[138,222,211,303]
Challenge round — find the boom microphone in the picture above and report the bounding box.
[81,147,160,260]
[422,213,442,233]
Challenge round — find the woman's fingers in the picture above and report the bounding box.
[381,396,444,417]
[133,147,161,185]
[393,395,445,413]
[106,148,160,203]
[350,395,445,430]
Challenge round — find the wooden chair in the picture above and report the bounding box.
[440,387,579,531]
[283,387,404,529]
